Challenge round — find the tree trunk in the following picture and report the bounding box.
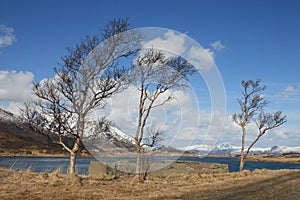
[69,151,77,174]
[239,127,246,172]
[135,145,148,181]
[68,137,80,174]
[135,142,142,174]
[67,116,84,174]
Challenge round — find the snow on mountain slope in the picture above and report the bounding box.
[0,108,20,123]
[180,144,211,152]
[109,126,135,145]
[270,146,300,154]
[182,143,300,155]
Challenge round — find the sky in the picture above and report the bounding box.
[0,0,300,148]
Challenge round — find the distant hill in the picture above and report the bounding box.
[0,108,67,156]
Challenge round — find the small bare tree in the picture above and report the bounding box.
[21,18,141,174]
[144,124,165,148]
[247,111,286,155]
[127,49,196,176]
[233,79,286,171]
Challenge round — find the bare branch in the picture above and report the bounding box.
[233,79,267,127]
[141,125,165,148]
[254,111,287,135]
[246,111,286,155]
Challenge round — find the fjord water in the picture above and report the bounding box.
[0,156,299,174]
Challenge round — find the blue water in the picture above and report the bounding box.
[0,157,96,174]
[178,156,300,172]
[0,156,299,174]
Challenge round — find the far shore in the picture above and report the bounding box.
[244,154,300,164]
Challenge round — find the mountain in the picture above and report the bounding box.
[109,127,136,145]
[152,145,183,153]
[270,146,300,154]
[81,126,136,154]
[0,108,64,155]
[181,143,300,155]
[0,108,135,156]
[0,108,20,122]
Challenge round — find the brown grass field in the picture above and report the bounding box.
[0,168,299,200]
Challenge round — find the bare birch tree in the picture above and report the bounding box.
[127,49,196,176]
[232,79,286,171]
[21,18,141,174]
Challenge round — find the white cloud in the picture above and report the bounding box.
[280,84,300,102]
[274,128,288,139]
[141,30,216,71]
[187,46,215,71]
[0,24,16,48]
[210,40,225,51]
[141,30,186,57]
[5,101,24,116]
[284,85,297,94]
[0,70,34,114]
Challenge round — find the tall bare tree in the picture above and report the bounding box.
[21,18,141,174]
[127,49,196,175]
[232,79,286,171]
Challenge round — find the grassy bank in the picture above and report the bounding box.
[1,168,299,199]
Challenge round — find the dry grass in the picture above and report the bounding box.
[246,155,300,164]
[0,168,299,199]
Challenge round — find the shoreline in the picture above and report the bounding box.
[1,152,300,164]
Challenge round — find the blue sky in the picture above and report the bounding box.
[0,0,300,148]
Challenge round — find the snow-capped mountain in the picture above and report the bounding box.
[109,126,135,145]
[0,108,136,153]
[182,143,300,155]
[181,143,240,154]
[211,143,241,154]
[82,126,136,153]
[0,108,22,123]
[270,146,300,154]
[181,144,212,153]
